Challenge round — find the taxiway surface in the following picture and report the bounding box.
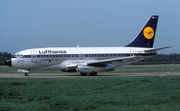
[0,72,179,78]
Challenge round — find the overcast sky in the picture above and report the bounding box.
[0,0,179,54]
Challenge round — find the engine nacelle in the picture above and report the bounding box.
[76,64,115,73]
[60,61,77,72]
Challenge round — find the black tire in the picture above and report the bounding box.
[80,73,87,76]
[90,72,97,76]
[25,73,29,76]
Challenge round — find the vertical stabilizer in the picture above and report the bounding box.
[126,15,158,48]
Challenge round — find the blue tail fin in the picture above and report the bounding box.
[126,15,159,48]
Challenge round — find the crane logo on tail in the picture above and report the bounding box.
[143,27,154,39]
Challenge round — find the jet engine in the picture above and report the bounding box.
[60,61,77,72]
[76,64,115,73]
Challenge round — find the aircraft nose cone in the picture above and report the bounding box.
[4,59,12,67]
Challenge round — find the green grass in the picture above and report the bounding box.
[1,65,180,111]
[0,76,180,111]
[0,66,18,73]
[112,64,180,73]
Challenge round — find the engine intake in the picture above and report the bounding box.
[60,61,77,72]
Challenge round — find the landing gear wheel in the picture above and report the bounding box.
[25,73,29,76]
[90,72,97,76]
[80,73,87,76]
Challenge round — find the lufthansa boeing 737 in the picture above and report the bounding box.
[4,15,172,76]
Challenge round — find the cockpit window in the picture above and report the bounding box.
[13,53,24,58]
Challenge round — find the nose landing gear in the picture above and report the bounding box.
[18,69,29,76]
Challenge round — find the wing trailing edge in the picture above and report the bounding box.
[87,56,135,65]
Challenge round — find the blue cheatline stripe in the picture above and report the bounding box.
[12,53,156,59]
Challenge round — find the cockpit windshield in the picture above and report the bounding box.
[13,53,24,58]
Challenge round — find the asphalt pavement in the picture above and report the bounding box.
[0,72,179,78]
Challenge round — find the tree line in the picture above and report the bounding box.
[0,52,180,65]
[135,53,180,65]
[0,52,12,65]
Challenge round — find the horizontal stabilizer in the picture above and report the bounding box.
[144,45,173,52]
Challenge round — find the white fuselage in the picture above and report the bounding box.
[11,47,156,71]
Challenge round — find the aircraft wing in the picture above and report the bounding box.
[64,56,135,70]
[144,45,173,52]
[87,56,135,66]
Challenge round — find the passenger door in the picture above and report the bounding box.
[31,50,37,62]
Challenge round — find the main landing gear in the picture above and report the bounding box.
[80,72,97,76]
[90,72,97,76]
[25,73,29,76]
[80,73,87,76]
